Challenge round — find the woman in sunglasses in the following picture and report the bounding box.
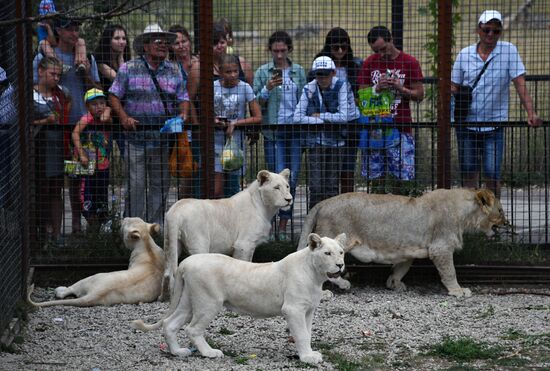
[310,27,361,194]
[452,10,542,198]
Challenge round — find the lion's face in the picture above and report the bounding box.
[475,190,509,236]
[257,169,293,210]
[308,233,348,279]
[121,217,160,250]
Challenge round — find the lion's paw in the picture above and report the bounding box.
[386,278,407,292]
[299,351,323,364]
[448,287,472,298]
[201,348,224,358]
[335,278,351,290]
[54,286,69,298]
[171,347,193,357]
[321,289,334,301]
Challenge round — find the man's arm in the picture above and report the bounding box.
[109,94,138,131]
[512,75,543,127]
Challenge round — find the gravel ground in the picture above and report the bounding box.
[2,283,549,370]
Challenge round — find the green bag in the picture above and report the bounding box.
[221,137,244,172]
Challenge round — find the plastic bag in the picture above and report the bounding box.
[169,131,197,178]
[221,137,244,172]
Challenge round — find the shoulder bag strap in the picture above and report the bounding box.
[141,56,171,116]
[472,57,494,89]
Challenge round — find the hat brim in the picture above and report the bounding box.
[314,69,333,76]
[85,94,106,102]
[133,31,177,54]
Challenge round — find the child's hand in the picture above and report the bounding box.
[100,107,112,123]
[46,114,57,124]
[79,152,89,167]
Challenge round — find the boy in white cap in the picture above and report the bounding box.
[294,56,351,209]
[452,10,542,197]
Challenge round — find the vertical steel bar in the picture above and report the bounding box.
[437,0,452,189]
[198,0,214,198]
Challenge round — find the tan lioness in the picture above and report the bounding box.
[132,233,351,365]
[298,188,508,297]
[27,217,165,307]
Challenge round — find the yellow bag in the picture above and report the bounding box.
[169,131,197,178]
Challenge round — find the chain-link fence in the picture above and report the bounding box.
[1,0,550,336]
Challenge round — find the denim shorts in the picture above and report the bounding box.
[361,133,415,180]
[456,127,504,180]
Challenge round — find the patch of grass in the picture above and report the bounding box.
[494,356,530,367]
[323,351,361,371]
[219,326,234,335]
[234,355,249,365]
[429,337,502,362]
[502,329,550,347]
[475,304,495,319]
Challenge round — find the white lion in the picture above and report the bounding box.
[132,233,350,364]
[27,217,165,307]
[160,169,292,300]
[298,188,509,298]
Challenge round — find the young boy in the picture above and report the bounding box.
[294,56,351,209]
[72,88,112,227]
[37,0,87,73]
[213,54,262,198]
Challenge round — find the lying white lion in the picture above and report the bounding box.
[27,217,165,307]
[161,169,292,301]
[298,188,508,298]
[132,233,350,364]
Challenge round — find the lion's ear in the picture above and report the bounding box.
[257,170,271,186]
[149,223,160,235]
[279,168,290,181]
[308,233,322,250]
[475,189,495,213]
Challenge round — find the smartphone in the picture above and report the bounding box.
[272,68,282,80]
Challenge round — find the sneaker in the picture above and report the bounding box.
[277,233,289,242]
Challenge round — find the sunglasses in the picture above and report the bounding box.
[480,27,501,35]
[150,39,169,46]
[330,44,348,52]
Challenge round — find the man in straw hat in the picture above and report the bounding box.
[109,24,189,227]
[452,10,542,198]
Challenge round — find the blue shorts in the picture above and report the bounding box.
[456,127,504,180]
[361,133,415,181]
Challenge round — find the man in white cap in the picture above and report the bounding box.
[452,10,542,197]
[109,24,189,227]
[294,56,351,209]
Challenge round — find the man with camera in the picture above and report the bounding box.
[452,10,542,197]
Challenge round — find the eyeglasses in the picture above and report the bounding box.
[480,27,501,35]
[330,44,348,52]
[151,39,169,46]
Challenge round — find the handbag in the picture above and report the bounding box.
[453,57,494,123]
[169,131,197,178]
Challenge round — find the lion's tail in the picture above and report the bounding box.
[297,202,322,250]
[26,284,95,307]
[132,263,186,332]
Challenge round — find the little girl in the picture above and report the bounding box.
[213,54,262,198]
[72,88,112,227]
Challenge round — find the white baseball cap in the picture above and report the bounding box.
[479,10,502,25]
[311,56,336,75]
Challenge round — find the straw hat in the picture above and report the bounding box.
[133,23,177,54]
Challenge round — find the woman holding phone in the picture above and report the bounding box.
[253,30,306,240]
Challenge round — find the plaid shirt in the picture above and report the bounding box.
[109,57,188,128]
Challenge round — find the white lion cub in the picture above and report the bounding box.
[161,169,292,301]
[132,233,351,364]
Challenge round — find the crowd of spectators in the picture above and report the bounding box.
[0,5,542,244]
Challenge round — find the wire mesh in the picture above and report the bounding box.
[3,1,550,267]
